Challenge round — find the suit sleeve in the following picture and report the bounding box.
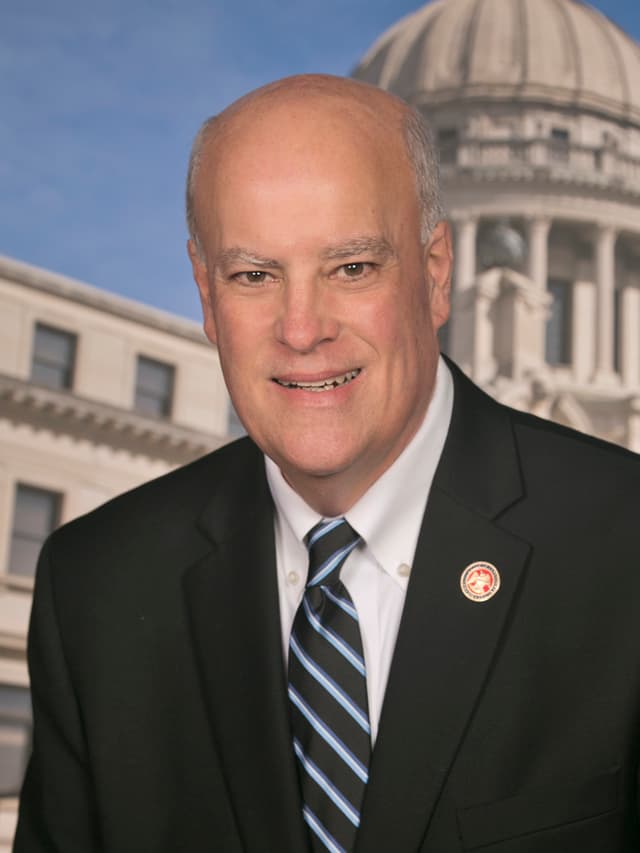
[13,538,102,852]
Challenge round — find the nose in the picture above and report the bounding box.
[275,279,339,353]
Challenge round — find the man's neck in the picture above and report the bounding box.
[279,422,430,517]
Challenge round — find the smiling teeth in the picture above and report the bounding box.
[276,369,360,391]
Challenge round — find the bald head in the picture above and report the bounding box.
[185,74,444,252]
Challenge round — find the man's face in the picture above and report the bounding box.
[190,95,451,512]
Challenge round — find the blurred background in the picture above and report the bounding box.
[1,0,639,846]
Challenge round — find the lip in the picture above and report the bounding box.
[271,367,362,393]
[273,368,361,384]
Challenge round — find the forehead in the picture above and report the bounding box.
[194,94,417,246]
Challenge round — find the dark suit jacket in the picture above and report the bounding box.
[15,363,640,852]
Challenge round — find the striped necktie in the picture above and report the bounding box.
[288,518,371,853]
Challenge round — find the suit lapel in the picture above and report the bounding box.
[357,365,532,852]
[183,441,307,853]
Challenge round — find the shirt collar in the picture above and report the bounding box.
[265,356,454,585]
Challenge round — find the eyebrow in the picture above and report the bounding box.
[215,236,395,271]
[321,237,395,262]
[216,247,282,270]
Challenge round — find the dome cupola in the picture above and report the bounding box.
[353,0,640,126]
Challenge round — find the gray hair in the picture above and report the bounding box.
[185,101,444,252]
[402,107,446,242]
[185,115,218,256]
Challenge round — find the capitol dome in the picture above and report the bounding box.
[353,0,640,452]
[353,0,640,126]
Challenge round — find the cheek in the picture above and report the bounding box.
[213,298,260,357]
[360,287,431,356]
[214,304,279,407]
[351,291,403,344]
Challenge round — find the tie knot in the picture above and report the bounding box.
[305,518,361,588]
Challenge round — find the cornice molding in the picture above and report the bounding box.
[411,87,640,127]
[0,255,210,347]
[439,137,640,204]
[442,165,640,203]
[0,373,225,464]
[0,632,27,657]
[486,369,639,406]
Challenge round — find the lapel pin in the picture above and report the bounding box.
[460,562,500,602]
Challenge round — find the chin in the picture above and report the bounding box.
[272,438,361,482]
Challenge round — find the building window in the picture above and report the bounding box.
[437,128,459,165]
[8,484,61,578]
[30,323,76,390]
[134,356,175,418]
[550,128,570,163]
[545,278,572,366]
[0,685,32,797]
[594,148,603,171]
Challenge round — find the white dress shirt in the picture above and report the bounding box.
[265,357,453,744]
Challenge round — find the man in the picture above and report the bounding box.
[15,75,640,852]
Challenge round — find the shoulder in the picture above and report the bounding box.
[45,435,264,566]
[444,359,639,541]
[510,410,639,545]
[448,357,639,482]
[509,405,640,485]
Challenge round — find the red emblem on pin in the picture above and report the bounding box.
[460,562,500,602]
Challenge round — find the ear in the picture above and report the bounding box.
[424,220,452,331]
[188,239,218,345]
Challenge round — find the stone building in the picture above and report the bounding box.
[354,0,640,450]
[0,255,230,848]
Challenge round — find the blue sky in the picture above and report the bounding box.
[2,0,638,321]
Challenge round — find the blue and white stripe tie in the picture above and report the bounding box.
[288,518,370,853]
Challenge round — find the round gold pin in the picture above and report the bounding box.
[460,561,500,602]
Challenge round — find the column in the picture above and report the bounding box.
[472,273,499,384]
[593,224,617,384]
[449,216,478,370]
[453,217,478,293]
[620,282,640,388]
[526,217,552,367]
[526,217,551,290]
[571,259,596,384]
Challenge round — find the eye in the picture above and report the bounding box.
[343,263,366,276]
[336,262,375,280]
[232,270,272,285]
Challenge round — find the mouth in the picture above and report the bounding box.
[273,368,361,392]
